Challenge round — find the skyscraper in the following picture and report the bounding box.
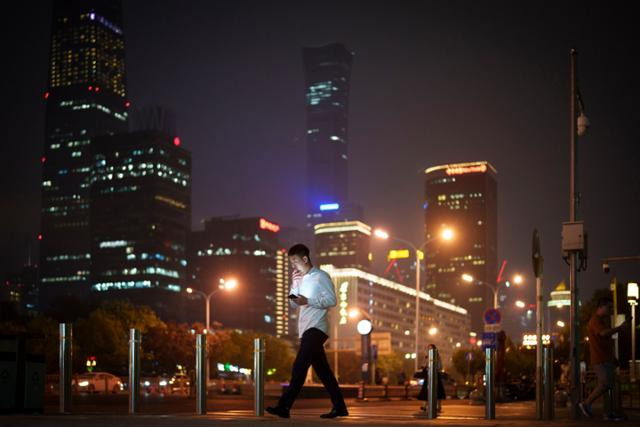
[39,0,128,305]
[188,217,284,334]
[302,43,354,224]
[423,161,498,333]
[89,129,191,319]
[314,221,371,271]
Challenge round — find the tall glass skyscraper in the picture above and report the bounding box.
[423,161,498,334]
[302,43,353,222]
[39,0,128,304]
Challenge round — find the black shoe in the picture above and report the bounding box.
[320,407,349,418]
[266,406,290,418]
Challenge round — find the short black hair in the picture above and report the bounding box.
[596,297,613,308]
[288,243,310,259]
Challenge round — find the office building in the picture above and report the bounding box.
[315,221,371,271]
[424,161,498,333]
[89,129,191,318]
[303,43,356,226]
[323,266,470,369]
[39,0,129,305]
[188,217,284,334]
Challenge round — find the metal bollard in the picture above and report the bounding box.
[129,328,141,414]
[196,334,207,415]
[427,346,438,419]
[254,337,265,416]
[543,346,555,420]
[485,347,495,420]
[59,323,72,414]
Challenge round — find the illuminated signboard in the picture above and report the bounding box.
[522,333,551,347]
[319,203,340,211]
[387,249,424,261]
[388,249,409,260]
[259,218,280,233]
[446,164,487,176]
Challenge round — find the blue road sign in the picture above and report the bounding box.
[481,332,497,349]
[484,308,501,325]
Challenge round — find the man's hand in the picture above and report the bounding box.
[295,295,309,305]
[292,269,303,286]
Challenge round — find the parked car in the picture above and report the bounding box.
[169,373,190,394]
[73,372,123,394]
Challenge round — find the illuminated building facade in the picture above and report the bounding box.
[382,248,425,286]
[188,217,284,334]
[424,161,497,333]
[275,250,291,338]
[303,44,355,225]
[323,266,469,369]
[1,265,39,319]
[314,221,371,271]
[39,0,129,305]
[89,130,191,318]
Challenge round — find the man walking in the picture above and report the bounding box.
[578,297,627,420]
[266,244,348,419]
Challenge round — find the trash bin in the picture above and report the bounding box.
[0,335,19,412]
[23,336,45,412]
[0,334,44,413]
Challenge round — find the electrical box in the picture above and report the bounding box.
[562,221,585,252]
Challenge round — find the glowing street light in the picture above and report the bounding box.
[373,225,455,372]
[462,272,523,309]
[188,278,238,334]
[428,327,438,336]
[441,228,454,241]
[557,320,566,328]
[515,300,526,309]
[373,229,389,240]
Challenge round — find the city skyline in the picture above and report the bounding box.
[2,1,639,339]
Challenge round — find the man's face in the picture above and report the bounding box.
[597,303,613,316]
[289,255,309,273]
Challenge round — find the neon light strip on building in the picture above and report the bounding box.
[314,221,372,236]
[425,161,497,176]
[323,265,467,315]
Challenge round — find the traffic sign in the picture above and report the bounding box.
[482,332,497,349]
[484,323,502,333]
[484,308,501,325]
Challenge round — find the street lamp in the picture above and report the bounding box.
[461,273,523,309]
[628,282,638,382]
[373,226,454,372]
[356,317,373,385]
[186,277,238,334]
[187,278,237,384]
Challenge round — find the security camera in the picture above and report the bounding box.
[577,113,590,136]
[602,262,610,274]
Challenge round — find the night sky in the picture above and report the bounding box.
[2,1,638,336]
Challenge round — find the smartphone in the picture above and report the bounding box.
[288,294,298,299]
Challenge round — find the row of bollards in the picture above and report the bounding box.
[57,324,267,417]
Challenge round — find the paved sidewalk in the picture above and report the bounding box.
[3,401,639,426]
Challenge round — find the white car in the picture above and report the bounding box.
[74,372,123,394]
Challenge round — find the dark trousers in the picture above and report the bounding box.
[279,327,346,410]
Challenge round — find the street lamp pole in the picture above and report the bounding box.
[374,228,453,373]
[568,48,581,420]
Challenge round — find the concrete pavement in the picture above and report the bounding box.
[3,400,640,426]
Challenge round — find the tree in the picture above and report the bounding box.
[376,351,406,384]
[143,321,197,375]
[74,300,165,375]
[452,347,485,381]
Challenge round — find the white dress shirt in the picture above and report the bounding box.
[289,266,337,337]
